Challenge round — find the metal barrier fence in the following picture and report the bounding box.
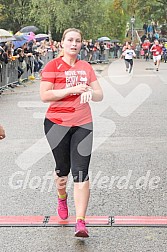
[79,48,110,63]
[0,61,19,91]
[0,48,111,94]
[0,51,54,93]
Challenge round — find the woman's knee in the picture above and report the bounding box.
[55,167,70,177]
[72,170,89,182]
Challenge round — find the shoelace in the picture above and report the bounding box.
[77,220,86,227]
[58,199,67,210]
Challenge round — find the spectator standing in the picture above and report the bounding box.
[99,41,105,61]
[135,43,141,59]
[162,43,167,63]
[87,40,94,62]
[147,22,155,41]
[14,48,26,83]
[0,43,9,64]
[143,23,148,34]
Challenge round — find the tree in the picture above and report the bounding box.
[0,0,33,33]
[103,0,127,41]
[127,0,167,24]
[31,0,105,40]
[1,0,145,41]
[30,0,57,34]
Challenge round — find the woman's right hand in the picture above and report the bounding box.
[69,84,88,95]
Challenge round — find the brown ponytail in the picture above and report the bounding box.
[57,48,64,58]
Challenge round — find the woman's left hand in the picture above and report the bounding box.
[0,125,5,140]
[80,90,93,104]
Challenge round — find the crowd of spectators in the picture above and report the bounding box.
[137,21,167,62]
[0,37,122,84]
[0,25,166,87]
[0,39,55,82]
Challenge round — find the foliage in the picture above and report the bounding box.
[0,0,166,41]
[127,0,167,24]
[0,0,33,33]
[30,0,105,40]
[104,0,127,41]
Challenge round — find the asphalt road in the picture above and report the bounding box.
[0,58,167,252]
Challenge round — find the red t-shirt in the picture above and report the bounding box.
[151,45,162,56]
[41,57,97,126]
[142,41,150,50]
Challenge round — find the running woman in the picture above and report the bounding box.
[121,43,136,73]
[40,28,103,237]
[150,39,163,71]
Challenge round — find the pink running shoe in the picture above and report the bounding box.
[57,195,68,220]
[75,219,89,238]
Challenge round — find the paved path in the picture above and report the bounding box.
[0,59,167,252]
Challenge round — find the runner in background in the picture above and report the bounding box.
[40,28,103,238]
[150,39,163,71]
[121,43,136,73]
[162,43,167,63]
[142,38,151,61]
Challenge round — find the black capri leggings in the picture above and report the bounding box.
[44,118,93,182]
[125,59,133,73]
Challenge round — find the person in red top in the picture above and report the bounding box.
[142,39,151,61]
[150,39,163,71]
[40,28,103,237]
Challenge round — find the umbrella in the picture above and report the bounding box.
[15,31,23,36]
[0,36,16,43]
[159,37,167,42]
[13,40,28,49]
[0,29,13,38]
[20,26,39,33]
[14,34,30,41]
[98,36,111,41]
[27,32,35,42]
[15,31,35,38]
[13,35,29,49]
[35,33,49,42]
[110,39,120,43]
[14,32,35,42]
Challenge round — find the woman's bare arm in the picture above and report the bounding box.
[0,125,5,140]
[89,79,103,102]
[40,81,89,103]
